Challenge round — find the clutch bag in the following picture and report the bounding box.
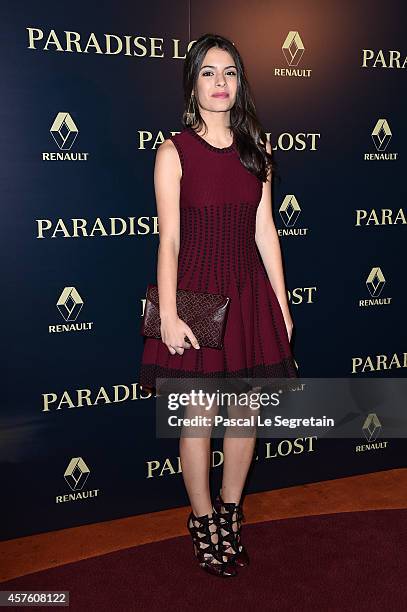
[140,283,230,349]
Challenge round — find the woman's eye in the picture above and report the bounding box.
[202,71,237,76]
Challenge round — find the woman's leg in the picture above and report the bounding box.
[221,386,260,502]
[179,393,219,517]
[221,435,257,503]
[171,383,238,576]
[179,436,212,516]
[216,387,260,560]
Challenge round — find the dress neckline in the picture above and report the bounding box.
[186,126,235,153]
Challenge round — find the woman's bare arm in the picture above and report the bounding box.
[154,139,181,321]
[254,140,294,340]
[153,138,200,354]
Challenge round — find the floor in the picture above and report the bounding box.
[1,468,406,582]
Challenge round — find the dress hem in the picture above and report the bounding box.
[139,356,298,393]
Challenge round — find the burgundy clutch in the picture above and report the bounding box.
[140,283,230,349]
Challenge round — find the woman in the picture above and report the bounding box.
[139,33,298,577]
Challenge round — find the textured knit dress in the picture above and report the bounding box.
[138,126,298,393]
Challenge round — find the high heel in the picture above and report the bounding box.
[187,511,237,577]
[213,493,250,567]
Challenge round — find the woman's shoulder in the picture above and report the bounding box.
[160,128,190,147]
[156,128,189,156]
[157,128,191,169]
[155,129,190,179]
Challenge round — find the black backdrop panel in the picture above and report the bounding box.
[1,0,405,539]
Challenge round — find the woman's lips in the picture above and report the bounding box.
[212,93,229,98]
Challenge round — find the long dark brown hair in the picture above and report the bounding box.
[182,33,276,183]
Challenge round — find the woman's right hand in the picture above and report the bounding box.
[160,315,200,355]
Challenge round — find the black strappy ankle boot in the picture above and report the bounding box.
[187,511,237,577]
[213,493,250,567]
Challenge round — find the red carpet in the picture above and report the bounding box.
[2,509,406,611]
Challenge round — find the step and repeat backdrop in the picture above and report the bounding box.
[1,1,405,539]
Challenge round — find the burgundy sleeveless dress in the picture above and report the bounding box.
[138,126,298,392]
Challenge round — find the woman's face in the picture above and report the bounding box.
[194,47,238,115]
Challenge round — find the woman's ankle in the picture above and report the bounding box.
[219,487,241,505]
[191,506,214,518]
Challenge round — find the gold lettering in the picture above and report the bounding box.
[42,393,58,412]
[146,460,160,478]
[53,218,71,238]
[65,31,82,53]
[150,38,164,58]
[58,391,76,410]
[133,37,148,57]
[160,458,176,477]
[104,34,122,55]
[94,386,111,404]
[44,29,64,52]
[26,27,43,49]
[77,389,93,407]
